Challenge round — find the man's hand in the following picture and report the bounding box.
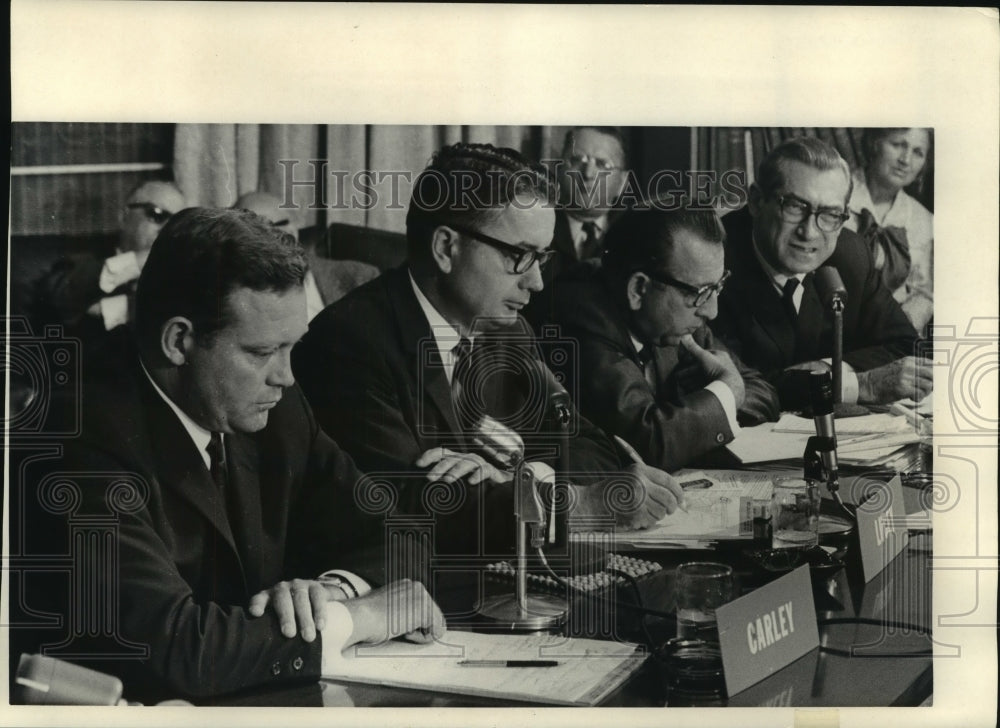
[415,447,513,485]
[575,463,685,530]
[679,334,746,408]
[343,579,446,645]
[248,578,347,642]
[857,356,933,404]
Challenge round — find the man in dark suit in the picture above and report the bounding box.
[20,208,443,702]
[542,207,780,471]
[34,180,188,339]
[526,127,630,326]
[293,143,684,557]
[233,191,379,320]
[711,137,931,410]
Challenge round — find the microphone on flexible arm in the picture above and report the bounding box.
[804,368,853,517]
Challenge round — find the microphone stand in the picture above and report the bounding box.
[477,456,568,630]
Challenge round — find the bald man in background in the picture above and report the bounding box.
[35,180,188,335]
[233,192,380,322]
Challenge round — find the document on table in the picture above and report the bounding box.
[728,413,922,465]
[612,471,772,546]
[323,630,645,706]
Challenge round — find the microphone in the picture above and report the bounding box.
[808,369,839,493]
[814,266,847,404]
[814,266,847,308]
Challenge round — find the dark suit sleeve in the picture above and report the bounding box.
[567,324,735,472]
[33,254,106,326]
[839,238,919,371]
[51,440,326,701]
[702,329,781,425]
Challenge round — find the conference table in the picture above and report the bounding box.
[210,465,935,709]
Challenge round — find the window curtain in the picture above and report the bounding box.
[174,124,566,233]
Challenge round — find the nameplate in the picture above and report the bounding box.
[716,566,819,696]
[855,474,910,582]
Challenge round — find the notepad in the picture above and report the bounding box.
[323,630,645,706]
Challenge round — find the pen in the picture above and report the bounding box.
[613,435,688,513]
[458,660,559,668]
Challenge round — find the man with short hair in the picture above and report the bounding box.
[233,191,379,321]
[35,180,188,334]
[542,207,780,471]
[24,208,443,702]
[555,126,630,263]
[711,137,931,409]
[293,143,684,557]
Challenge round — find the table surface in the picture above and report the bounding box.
[211,473,935,709]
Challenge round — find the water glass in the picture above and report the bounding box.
[674,562,735,644]
[771,477,820,549]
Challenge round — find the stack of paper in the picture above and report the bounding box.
[323,630,645,706]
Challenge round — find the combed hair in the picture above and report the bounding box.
[756,136,853,204]
[405,142,555,257]
[135,207,307,342]
[601,207,726,285]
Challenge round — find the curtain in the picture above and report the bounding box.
[174,124,562,233]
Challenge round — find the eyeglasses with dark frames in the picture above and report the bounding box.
[645,269,731,308]
[126,202,174,225]
[771,193,850,233]
[444,222,556,274]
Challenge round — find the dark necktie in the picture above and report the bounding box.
[782,277,800,319]
[580,221,600,261]
[451,337,475,429]
[207,431,228,496]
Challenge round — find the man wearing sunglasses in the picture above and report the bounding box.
[293,142,684,558]
[36,179,187,338]
[541,207,780,471]
[711,137,928,410]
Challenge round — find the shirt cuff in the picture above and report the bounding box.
[320,600,354,673]
[318,569,371,599]
[99,252,141,293]
[818,359,859,404]
[704,380,740,435]
[99,294,129,330]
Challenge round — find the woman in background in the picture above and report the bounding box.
[845,127,934,335]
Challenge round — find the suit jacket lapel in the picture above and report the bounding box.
[138,367,247,593]
[738,242,798,366]
[387,268,465,441]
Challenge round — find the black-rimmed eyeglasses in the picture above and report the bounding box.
[126,202,174,225]
[444,222,556,274]
[772,193,850,233]
[646,269,731,308]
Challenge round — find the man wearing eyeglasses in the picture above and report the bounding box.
[711,137,927,409]
[293,142,685,557]
[541,207,780,471]
[36,179,187,337]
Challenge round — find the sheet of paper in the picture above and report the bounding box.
[726,422,809,464]
[323,630,643,706]
[772,412,915,435]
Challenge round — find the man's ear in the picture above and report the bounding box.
[429,226,459,274]
[160,317,196,366]
[747,183,764,217]
[626,272,648,312]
